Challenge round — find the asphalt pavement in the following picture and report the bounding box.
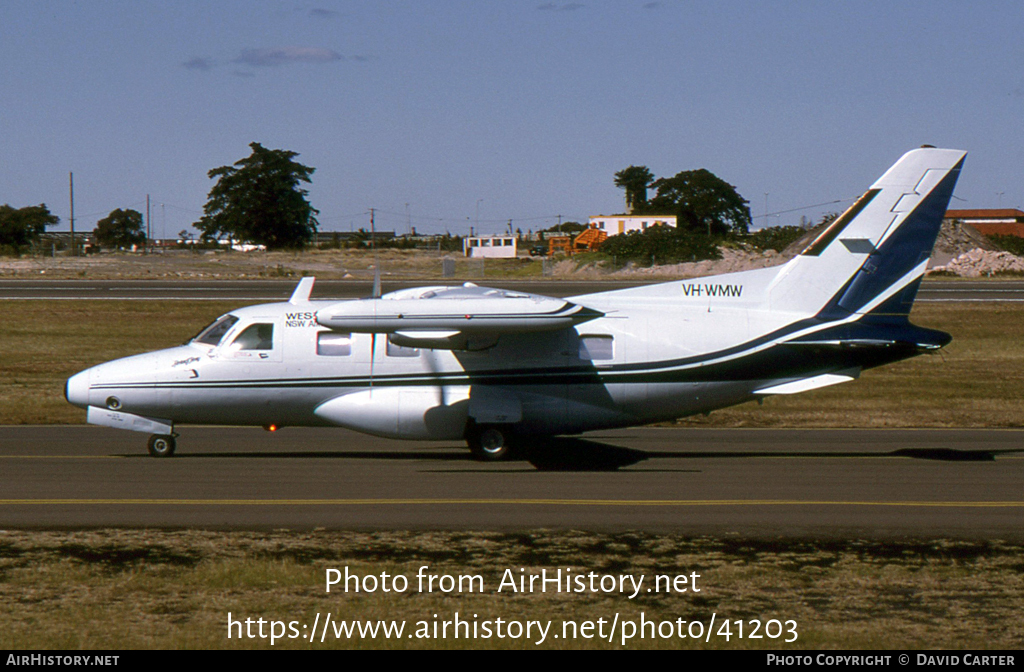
[2,426,1021,537]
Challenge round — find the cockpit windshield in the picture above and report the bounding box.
[190,315,240,346]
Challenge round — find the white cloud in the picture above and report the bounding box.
[538,2,585,10]
[182,57,215,71]
[235,47,343,67]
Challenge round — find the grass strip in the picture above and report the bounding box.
[1,529,1022,649]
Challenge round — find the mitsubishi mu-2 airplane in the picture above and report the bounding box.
[66,147,965,463]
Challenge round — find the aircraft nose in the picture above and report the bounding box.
[65,370,91,409]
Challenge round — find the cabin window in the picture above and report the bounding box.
[386,337,419,358]
[229,323,275,351]
[317,332,352,356]
[579,335,613,360]
[192,315,239,346]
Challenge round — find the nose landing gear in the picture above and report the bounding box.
[147,434,177,457]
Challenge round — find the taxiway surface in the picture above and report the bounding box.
[2,426,1021,537]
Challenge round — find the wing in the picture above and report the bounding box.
[315,282,603,350]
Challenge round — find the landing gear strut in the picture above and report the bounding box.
[147,434,177,458]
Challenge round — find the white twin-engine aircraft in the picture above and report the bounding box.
[66,147,965,462]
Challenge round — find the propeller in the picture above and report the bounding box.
[369,274,379,389]
[369,207,381,388]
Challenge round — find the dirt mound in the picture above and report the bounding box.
[931,249,1024,277]
[931,221,998,266]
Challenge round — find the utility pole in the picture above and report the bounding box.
[369,207,375,252]
[69,172,75,256]
[146,194,151,252]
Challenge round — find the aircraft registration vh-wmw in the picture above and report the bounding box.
[66,147,965,466]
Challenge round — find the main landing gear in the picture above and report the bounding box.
[465,424,517,461]
[147,434,177,458]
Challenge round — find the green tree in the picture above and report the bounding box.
[540,221,586,235]
[600,224,721,267]
[196,142,319,250]
[435,233,463,252]
[0,204,59,254]
[989,234,1024,257]
[94,208,146,249]
[746,225,807,253]
[648,169,752,237]
[613,165,654,213]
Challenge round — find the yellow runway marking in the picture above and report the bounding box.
[0,499,1022,508]
[0,456,126,459]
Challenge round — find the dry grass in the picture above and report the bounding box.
[0,248,545,281]
[1,530,1022,649]
[2,301,1021,428]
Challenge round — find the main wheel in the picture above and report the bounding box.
[466,425,515,461]
[147,434,176,458]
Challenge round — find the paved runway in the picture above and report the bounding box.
[1,278,1022,301]
[2,426,1021,537]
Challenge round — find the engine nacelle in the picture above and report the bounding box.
[313,386,470,440]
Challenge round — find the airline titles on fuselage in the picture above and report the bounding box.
[285,311,319,328]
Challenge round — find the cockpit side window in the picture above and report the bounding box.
[192,315,239,346]
[229,323,275,351]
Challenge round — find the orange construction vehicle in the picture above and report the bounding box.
[571,225,607,252]
[546,235,573,256]
[545,225,607,256]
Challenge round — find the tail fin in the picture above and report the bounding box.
[768,147,966,318]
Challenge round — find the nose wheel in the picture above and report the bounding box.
[147,434,177,458]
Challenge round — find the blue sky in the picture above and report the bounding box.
[2,1,1022,237]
